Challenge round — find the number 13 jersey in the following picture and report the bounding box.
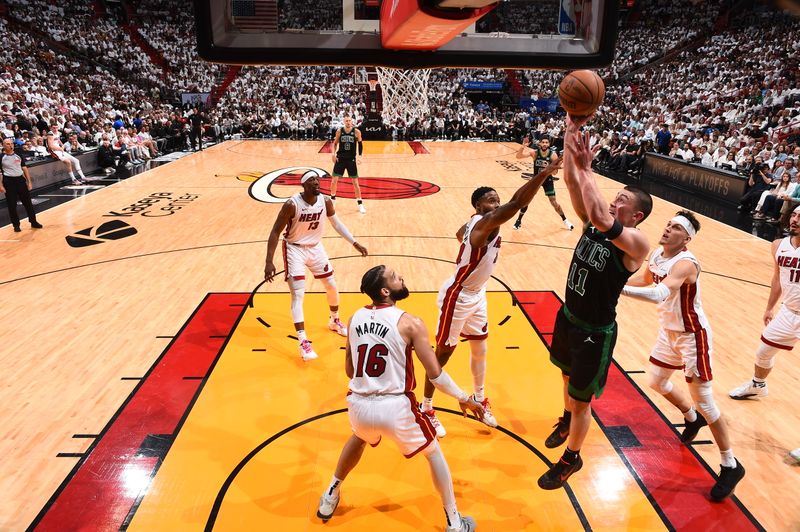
[348,304,415,395]
[284,193,325,245]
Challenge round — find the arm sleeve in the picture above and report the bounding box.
[358,141,363,156]
[328,214,356,244]
[429,370,469,402]
[621,283,671,303]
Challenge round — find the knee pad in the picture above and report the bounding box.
[647,363,674,395]
[689,380,720,424]
[288,277,305,323]
[755,342,779,369]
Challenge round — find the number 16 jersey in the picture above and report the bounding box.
[348,304,416,395]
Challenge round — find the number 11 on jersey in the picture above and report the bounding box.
[567,263,588,296]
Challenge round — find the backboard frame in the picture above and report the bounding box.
[194,0,618,69]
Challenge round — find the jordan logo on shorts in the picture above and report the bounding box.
[584,337,594,344]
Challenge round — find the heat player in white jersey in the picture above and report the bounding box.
[317,265,484,532]
[623,210,745,501]
[264,170,368,361]
[730,205,800,400]
[421,156,563,438]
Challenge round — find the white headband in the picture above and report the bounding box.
[671,215,696,237]
[793,204,800,214]
[301,170,318,184]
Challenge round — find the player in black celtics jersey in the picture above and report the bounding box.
[513,136,574,231]
[331,115,366,214]
[538,119,652,490]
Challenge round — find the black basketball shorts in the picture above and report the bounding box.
[333,158,358,177]
[549,306,618,402]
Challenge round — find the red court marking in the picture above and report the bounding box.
[273,173,440,200]
[318,140,334,153]
[32,291,762,530]
[517,290,761,531]
[30,294,247,531]
[407,141,430,154]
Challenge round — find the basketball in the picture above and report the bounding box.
[558,70,605,117]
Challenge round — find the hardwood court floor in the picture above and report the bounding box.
[1,141,795,531]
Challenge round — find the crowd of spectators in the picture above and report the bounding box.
[278,0,342,31]
[5,0,165,89]
[135,2,225,93]
[475,0,559,35]
[0,0,797,198]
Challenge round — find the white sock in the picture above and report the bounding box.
[69,171,76,179]
[469,339,487,401]
[330,310,339,321]
[473,386,485,403]
[753,377,766,385]
[683,406,697,423]
[326,475,343,498]
[77,169,86,179]
[425,446,461,529]
[297,329,307,341]
[422,397,433,411]
[720,449,736,468]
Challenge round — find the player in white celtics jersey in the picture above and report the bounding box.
[264,170,368,361]
[623,210,745,501]
[730,205,800,399]
[317,265,484,532]
[421,155,563,438]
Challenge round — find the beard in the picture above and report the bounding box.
[390,286,410,301]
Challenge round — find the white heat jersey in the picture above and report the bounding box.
[283,193,326,245]
[649,247,710,332]
[775,237,800,312]
[348,305,415,395]
[441,215,501,294]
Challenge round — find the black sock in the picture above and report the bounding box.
[562,409,572,423]
[559,213,566,221]
[562,447,580,464]
[331,195,336,200]
[357,199,363,205]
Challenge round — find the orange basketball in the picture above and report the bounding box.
[558,70,605,117]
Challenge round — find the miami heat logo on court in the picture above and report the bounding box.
[238,166,440,204]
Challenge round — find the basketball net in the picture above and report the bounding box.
[375,67,431,125]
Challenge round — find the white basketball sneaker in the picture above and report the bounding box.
[422,407,447,438]
[729,380,768,399]
[474,395,498,428]
[563,218,575,231]
[328,317,347,336]
[358,203,366,214]
[316,492,340,522]
[445,514,476,532]
[790,448,800,464]
[299,339,318,361]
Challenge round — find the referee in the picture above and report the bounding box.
[1,137,42,232]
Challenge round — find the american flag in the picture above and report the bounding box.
[231,0,277,31]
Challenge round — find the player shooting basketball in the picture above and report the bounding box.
[539,117,652,489]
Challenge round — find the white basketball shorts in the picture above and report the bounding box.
[347,392,435,458]
[760,304,800,350]
[282,241,333,281]
[649,327,713,381]
[435,284,488,348]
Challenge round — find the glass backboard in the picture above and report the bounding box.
[194,0,618,69]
